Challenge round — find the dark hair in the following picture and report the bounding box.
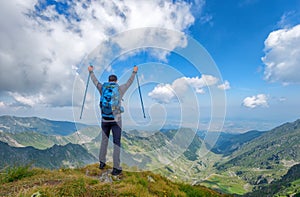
[108,74,117,82]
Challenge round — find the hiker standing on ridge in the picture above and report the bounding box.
[88,65,138,176]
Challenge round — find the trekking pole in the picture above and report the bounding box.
[136,71,146,118]
[79,65,92,119]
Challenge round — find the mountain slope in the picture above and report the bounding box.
[0,126,101,149]
[219,119,300,169]
[0,122,210,181]
[217,119,300,185]
[1,115,300,195]
[0,164,231,197]
[244,163,300,197]
[0,115,87,136]
[207,130,264,156]
[0,141,97,169]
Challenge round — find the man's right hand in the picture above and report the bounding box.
[133,66,138,72]
[88,65,94,72]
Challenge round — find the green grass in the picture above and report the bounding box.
[274,178,300,197]
[200,174,250,195]
[0,163,231,197]
[180,184,231,197]
[0,164,36,183]
[4,127,100,150]
[11,131,67,149]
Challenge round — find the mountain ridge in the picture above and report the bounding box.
[197,130,265,156]
[219,118,300,169]
[244,163,300,196]
[0,115,87,136]
[216,118,300,187]
[0,141,97,169]
[1,115,300,195]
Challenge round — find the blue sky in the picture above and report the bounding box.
[0,0,300,132]
[195,0,300,123]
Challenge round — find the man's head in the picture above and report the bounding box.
[108,74,118,82]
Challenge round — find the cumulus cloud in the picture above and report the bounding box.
[148,84,176,104]
[242,94,269,108]
[0,0,199,108]
[148,75,220,103]
[183,75,219,93]
[9,93,44,107]
[262,24,300,84]
[218,80,231,90]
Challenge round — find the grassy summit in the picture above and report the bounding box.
[0,163,231,197]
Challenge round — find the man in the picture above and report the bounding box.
[88,65,138,175]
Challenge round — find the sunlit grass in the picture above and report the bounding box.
[0,163,231,197]
[200,173,250,195]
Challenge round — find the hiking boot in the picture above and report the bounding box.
[111,168,122,176]
[99,162,106,169]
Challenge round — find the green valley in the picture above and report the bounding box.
[1,116,300,196]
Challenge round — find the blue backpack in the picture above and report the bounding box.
[100,82,123,120]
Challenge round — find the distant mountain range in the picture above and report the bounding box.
[0,141,97,169]
[0,115,87,136]
[0,115,299,196]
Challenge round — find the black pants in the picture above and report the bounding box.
[99,121,122,170]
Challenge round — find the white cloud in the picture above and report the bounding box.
[182,75,219,94]
[276,11,300,29]
[148,75,220,103]
[218,80,231,90]
[262,24,300,84]
[125,0,194,30]
[242,94,269,109]
[9,92,46,107]
[112,29,188,62]
[0,0,199,108]
[148,84,175,104]
[0,101,5,108]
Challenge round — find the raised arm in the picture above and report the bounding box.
[88,66,102,91]
[119,66,138,95]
